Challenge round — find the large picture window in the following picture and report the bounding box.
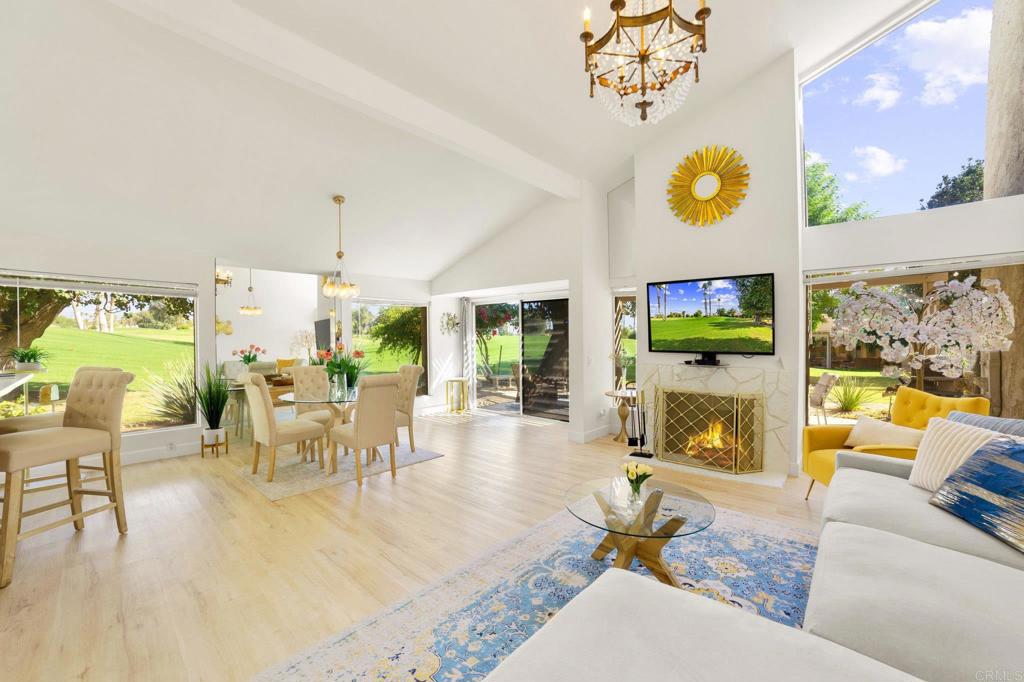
[802,0,995,225]
[1,272,197,431]
[351,301,429,395]
[806,260,1023,423]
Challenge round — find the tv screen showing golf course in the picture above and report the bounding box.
[647,274,775,354]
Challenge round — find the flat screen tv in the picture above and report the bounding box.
[647,273,774,361]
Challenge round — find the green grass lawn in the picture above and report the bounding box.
[352,335,419,374]
[649,316,772,353]
[13,326,196,428]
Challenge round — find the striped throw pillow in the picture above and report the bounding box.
[909,417,999,492]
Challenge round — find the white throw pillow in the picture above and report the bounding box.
[843,416,924,448]
[909,417,999,491]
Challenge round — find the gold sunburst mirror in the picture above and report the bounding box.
[667,145,750,226]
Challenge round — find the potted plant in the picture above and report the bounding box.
[195,363,230,445]
[231,344,264,366]
[8,345,49,371]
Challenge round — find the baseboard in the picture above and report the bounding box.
[569,424,613,443]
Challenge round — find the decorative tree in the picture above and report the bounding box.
[831,277,1014,392]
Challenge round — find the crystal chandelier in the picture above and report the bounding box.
[239,267,262,316]
[580,0,710,126]
[322,194,360,299]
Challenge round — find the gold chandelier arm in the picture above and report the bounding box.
[586,5,705,57]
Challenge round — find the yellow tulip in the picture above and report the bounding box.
[627,470,637,480]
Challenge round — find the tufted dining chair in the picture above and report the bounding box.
[289,366,335,461]
[240,372,325,481]
[328,374,400,486]
[0,368,134,588]
[395,365,423,452]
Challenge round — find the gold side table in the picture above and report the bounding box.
[605,388,637,443]
[445,378,470,413]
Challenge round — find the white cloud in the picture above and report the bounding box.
[805,150,825,164]
[901,8,991,106]
[855,72,902,111]
[851,145,908,180]
[844,171,860,182]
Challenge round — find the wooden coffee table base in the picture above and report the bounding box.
[590,515,686,588]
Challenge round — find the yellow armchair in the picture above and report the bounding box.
[802,385,990,498]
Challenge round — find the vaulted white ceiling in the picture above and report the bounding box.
[1,0,926,281]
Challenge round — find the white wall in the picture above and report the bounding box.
[633,51,803,477]
[215,267,319,362]
[803,193,1024,272]
[432,189,614,442]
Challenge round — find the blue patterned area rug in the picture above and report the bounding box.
[255,508,817,681]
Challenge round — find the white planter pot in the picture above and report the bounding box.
[202,427,226,444]
[14,362,42,371]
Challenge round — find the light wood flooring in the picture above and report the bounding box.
[0,413,824,681]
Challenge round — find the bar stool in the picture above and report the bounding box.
[0,368,134,588]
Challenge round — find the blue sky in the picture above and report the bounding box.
[648,279,739,316]
[802,0,992,218]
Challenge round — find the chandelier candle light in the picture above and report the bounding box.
[580,0,710,126]
[239,267,262,316]
[322,194,360,299]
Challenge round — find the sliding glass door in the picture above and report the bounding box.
[474,302,521,414]
[521,298,569,421]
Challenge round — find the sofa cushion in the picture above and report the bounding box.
[909,417,999,491]
[931,438,1024,555]
[948,410,1024,437]
[805,522,1024,682]
[485,568,919,682]
[844,415,924,448]
[823,468,1024,570]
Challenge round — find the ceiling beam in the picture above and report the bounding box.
[103,0,582,199]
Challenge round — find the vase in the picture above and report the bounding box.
[202,427,226,444]
[14,362,42,371]
[626,484,645,518]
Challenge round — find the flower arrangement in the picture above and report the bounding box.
[231,344,264,365]
[312,343,369,387]
[622,461,654,498]
[831,277,1014,389]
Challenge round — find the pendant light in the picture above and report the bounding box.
[322,194,360,299]
[239,267,263,316]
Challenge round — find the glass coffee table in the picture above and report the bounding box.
[565,477,715,588]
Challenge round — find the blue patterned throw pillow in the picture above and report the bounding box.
[930,438,1024,554]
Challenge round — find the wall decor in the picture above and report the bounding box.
[666,145,750,226]
[440,311,461,336]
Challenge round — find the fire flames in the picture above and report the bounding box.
[685,421,732,458]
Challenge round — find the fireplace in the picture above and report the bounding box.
[654,389,764,474]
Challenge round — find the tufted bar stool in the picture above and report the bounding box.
[289,366,335,464]
[0,368,134,588]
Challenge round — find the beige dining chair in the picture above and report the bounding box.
[328,374,400,486]
[0,368,134,588]
[396,365,423,452]
[240,372,325,481]
[289,365,335,462]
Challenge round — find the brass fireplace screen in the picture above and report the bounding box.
[655,389,764,474]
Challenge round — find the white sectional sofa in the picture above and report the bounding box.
[486,451,1024,682]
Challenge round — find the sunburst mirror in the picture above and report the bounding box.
[666,145,750,227]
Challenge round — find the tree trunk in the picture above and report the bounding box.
[70,301,85,329]
[983,0,1024,417]
[0,297,66,359]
